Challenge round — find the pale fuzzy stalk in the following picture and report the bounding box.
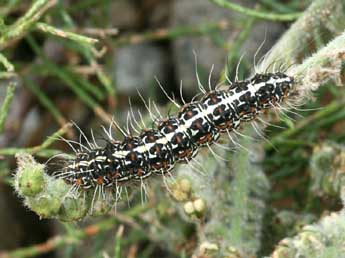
[223,141,269,257]
[137,183,195,255]
[310,142,345,197]
[289,31,345,97]
[269,188,345,258]
[258,0,345,72]
[175,130,270,258]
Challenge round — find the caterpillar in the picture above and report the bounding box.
[52,72,294,193]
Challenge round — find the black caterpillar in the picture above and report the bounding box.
[54,72,294,191]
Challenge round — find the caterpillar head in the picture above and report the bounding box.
[251,72,295,108]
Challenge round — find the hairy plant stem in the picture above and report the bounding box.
[259,0,345,71]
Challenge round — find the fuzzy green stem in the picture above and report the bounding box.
[291,30,345,94]
[177,129,269,257]
[0,0,57,49]
[309,142,345,197]
[216,135,269,256]
[0,53,14,72]
[270,210,345,258]
[259,0,345,71]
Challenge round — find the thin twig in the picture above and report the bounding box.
[113,20,230,47]
[0,82,16,133]
[0,0,57,49]
[114,225,125,258]
[26,36,113,125]
[0,53,14,72]
[24,78,69,129]
[75,27,119,38]
[35,22,98,45]
[0,205,148,258]
[210,0,301,21]
[266,99,345,150]
[0,123,72,157]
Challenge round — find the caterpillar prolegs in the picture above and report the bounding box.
[14,70,295,220]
